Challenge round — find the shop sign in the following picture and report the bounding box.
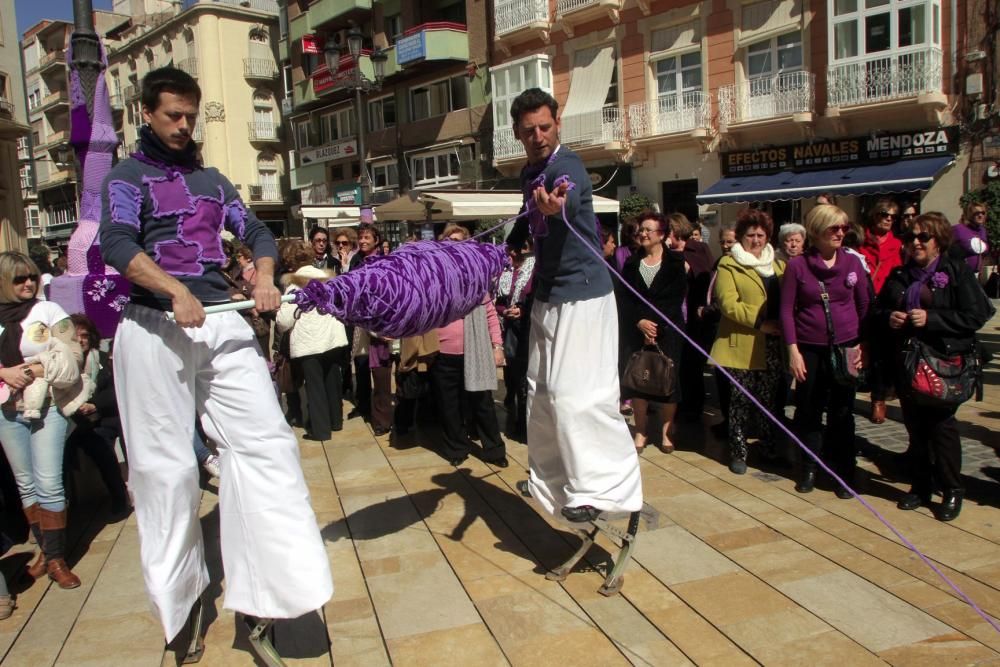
[300,138,357,166]
[312,61,357,95]
[396,31,427,66]
[302,35,322,54]
[722,127,960,177]
[334,185,362,204]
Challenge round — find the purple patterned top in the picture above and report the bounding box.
[99,157,278,308]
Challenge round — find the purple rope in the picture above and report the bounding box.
[556,203,1000,634]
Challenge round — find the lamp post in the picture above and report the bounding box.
[323,29,388,212]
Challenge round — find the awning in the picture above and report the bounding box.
[300,205,364,227]
[375,190,621,221]
[697,156,954,204]
[562,45,616,120]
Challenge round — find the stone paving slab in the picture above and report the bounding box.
[1,310,998,665]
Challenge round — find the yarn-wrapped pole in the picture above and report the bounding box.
[294,240,510,338]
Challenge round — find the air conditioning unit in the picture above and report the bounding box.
[248,185,263,201]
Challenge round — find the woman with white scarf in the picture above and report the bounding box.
[710,210,786,474]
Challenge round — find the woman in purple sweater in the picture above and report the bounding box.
[781,205,871,496]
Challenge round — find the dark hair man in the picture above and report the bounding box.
[506,88,642,523]
[98,67,332,654]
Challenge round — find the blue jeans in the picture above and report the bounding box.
[0,405,69,511]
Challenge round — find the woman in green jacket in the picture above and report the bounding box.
[710,209,786,474]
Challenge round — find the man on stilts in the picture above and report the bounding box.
[507,87,645,552]
[99,67,332,663]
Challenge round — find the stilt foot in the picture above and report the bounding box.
[243,615,286,667]
[181,599,205,664]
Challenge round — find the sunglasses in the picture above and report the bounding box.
[827,224,851,234]
[335,241,350,246]
[13,273,39,285]
[638,227,662,235]
[902,212,916,219]
[903,231,933,244]
[878,210,897,220]
[313,238,328,244]
[972,211,987,217]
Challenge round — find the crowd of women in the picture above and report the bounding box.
[605,197,994,525]
[0,196,992,619]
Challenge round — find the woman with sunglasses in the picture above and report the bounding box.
[0,252,85,589]
[859,198,903,424]
[622,211,688,454]
[782,205,870,496]
[877,213,993,521]
[711,209,785,474]
[896,201,919,238]
[952,202,990,274]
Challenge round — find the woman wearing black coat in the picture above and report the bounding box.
[877,212,994,522]
[622,211,688,453]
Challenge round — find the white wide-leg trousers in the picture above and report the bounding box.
[114,304,333,641]
[526,292,643,517]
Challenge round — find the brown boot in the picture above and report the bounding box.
[38,508,81,589]
[22,504,45,579]
[46,559,80,589]
[870,400,886,424]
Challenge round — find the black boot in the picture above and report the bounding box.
[937,489,963,522]
[795,467,816,493]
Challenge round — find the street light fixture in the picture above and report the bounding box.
[327,25,389,213]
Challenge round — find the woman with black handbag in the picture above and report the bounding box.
[781,205,870,496]
[622,211,688,454]
[711,209,785,474]
[877,213,994,521]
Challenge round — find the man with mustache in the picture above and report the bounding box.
[99,67,332,661]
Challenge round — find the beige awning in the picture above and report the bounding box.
[374,190,620,221]
[300,205,364,227]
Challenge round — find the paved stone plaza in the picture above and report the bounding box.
[0,308,998,666]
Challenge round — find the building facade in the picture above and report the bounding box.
[959,0,998,193]
[1,0,29,253]
[490,0,968,230]
[105,0,291,236]
[283,0,493,239]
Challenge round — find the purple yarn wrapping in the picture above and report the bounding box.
[294,240,509,338]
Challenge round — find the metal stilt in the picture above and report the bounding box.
[244,615,286,667]
[181,599,205,664]
[545,503,660,595]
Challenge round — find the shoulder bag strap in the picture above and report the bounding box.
[817,280,836,345]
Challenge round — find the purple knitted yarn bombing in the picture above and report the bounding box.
[294,240,510,338]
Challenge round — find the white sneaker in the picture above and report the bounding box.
[202,454,221,478]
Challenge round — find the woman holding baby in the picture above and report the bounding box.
[0,251,84,589]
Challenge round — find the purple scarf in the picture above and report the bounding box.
[904,256,940,311]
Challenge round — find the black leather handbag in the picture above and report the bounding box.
[622,344,676,399]
[901,338,981,408]
[817,280,865,388]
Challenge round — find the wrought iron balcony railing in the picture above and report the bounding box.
[718,71,814,125]
[827,47,943,108]
[629,91,712,138]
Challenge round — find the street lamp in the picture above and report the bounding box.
[323,27,388,212]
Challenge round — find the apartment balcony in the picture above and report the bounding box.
[826,48,945,112]
[560,106,625,153]
[45,220,77,241]
[178,58,199,78]
[492,127,526,164]
[299,183,331,205]
[109,94,124,112]
[495,0,550,54]
[0,99,13,117]
[307,0,372,32]
[555,0,621,37]
[192,124,203,142]
[38,50,66,74]
[45,130,70,147]
[395,23,469,69]
[311,49,399,99]
[248,121,280,142]
[185,0,279,13]
[124,85,141,101]
[248,183,282,202]
[243,58,279,80]
[718,71,814,128]
[36,169,74,191]
[39,90,70,114]
[629,92,712,144]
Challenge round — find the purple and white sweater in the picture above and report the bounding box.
[99,156,278,309]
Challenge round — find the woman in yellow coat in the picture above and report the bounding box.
[710,209,786,474]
